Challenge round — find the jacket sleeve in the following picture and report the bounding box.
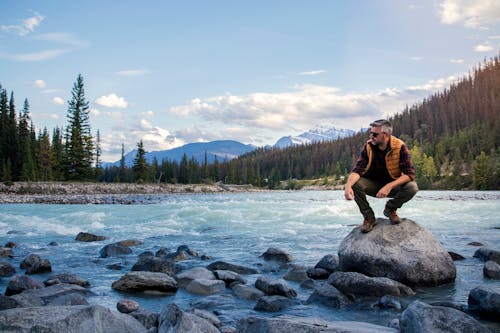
[399,144,416,180]
[351,143,369,175]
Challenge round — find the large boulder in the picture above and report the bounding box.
[236,315,398,333]
[306,282,351,308]
[158,303,220,333]
[5,274,44,296]
[0,261,16,277]
[338,218,456,287]
[112,271,178,294]
[255,276,297,298]
[20,253,52,274]
[400,300,492,333]
[473,247,500,264]
[43,272,90,287]
[132,256,176,275]
[468,286,500,320]
[9,283,95,307]
[0,305,147,333]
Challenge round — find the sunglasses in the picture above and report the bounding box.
[370,131,383,137]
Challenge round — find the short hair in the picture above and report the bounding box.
[370,119,392,135]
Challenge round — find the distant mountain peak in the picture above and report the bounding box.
[274,124,355,148]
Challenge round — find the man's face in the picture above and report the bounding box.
[369,126,386,145]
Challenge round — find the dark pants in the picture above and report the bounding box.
[352,177,418,219]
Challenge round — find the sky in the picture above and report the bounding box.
[1,0,499,162]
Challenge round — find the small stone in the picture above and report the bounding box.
[117,299,139,313]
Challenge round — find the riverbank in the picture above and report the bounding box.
[0,182,269,204]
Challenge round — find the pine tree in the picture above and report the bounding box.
[18,99,36,181]
[63,74,94,180]
[178,153,189,184]
[132,140,148,182]
[95,130,103,181]
[36,128,55,181]
[51,127,64,179]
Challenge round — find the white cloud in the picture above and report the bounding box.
[34,32,90,48]
[95,93,128,108]
[439,0,500,28]
[90,108,101,116]
[474,43,494,52]
[410,56,423,61]
[298,70,326,76]
[0,13,44,36]
[52,97,65,105]
[34,79,47,88]
[116,69,151,76]
[450,59,465,63]
[0,49,68,62]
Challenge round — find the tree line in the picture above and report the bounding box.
[1,54,499,189]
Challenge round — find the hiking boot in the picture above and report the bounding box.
[360,217,376,233]
[384,207,400,224]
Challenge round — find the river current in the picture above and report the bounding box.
[1,190,499,330]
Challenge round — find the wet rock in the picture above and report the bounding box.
[9,283,95,307]
[158,303,220,333]
[190,308,222,328]
[129,309,159,329]
[214,269,246,286]
[155,247,169,257]
[283,266,308,283]
[232,284,265,301]
[207,261,258,274]
[117,239,143,247]
[175,267,216,288]
[48,241,59,246]
[4,241,17,248]
[117,299,140,313]
[448,251,466,261]
[100,242,133,257]
[314,254,339,272]
[255,276,297,298]
[468,286,500,320]
[43,272,90,287]
[185,279,226,295]
[400,300,492,332]
[254,295,299,312]
[474,247,500,264]
[377,295,402,311]
[328,271,414,298]
[0,305,147,333]
[306,267,330,280]
[132,256,176,275]
[0,295,23,310]
[0,261,16,277]
[20,253,52,274]
[112,271,178,294]
[468,241,484,246]
[106,263,123,270]
[300,278,321,290]
[5,274,44,296]
[260,248,293,263]
[484,261,500,279]
[75,231,106,242]
[0,247,12,257]
[177,244,198,257]
[339,218,456,287]
[306,282,351,308]
[236,315,399,332]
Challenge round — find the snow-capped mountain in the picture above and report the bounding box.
[105,140,255,167]
[274,124,356,148]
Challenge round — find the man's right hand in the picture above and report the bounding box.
[345,187,354,200]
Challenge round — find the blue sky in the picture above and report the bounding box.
[1,1,499,162]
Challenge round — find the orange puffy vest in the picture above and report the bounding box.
[364,136,404,180]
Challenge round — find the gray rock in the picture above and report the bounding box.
[5,274,44,296]
[117,299,140,313]
[43,272,90,287]
[377,295,402,311]
[236,315,399,332]
[283,266,308,283]
[400,300,492,333]
[484,260,500,279]
[328,271,414,298]
[306,282,351,308]
[254,295,299,312]
[175,267,216,288]
[255,276,297,298]
[20,253,52,274]
[338,218,456,287]
[306,267,330,280]
[10,283,95,307]
[214,269,246,286]
[0,247,12,257]
[185,279,226,295]
[0,305,147,333]
[112,271,178,294]
[474,247,500,264]
[468,286,500,320]
[232,284,265,301]
[129,309,159,329]
[158,303,220,333]
[132,256,176,275]
[260,248,293,263]
[448,251,466,261]
[176,245,198,257]
[207,261,258,274]
[190,308,222,328]
[75,231,106,242]
[100,242,133,258]
[116,239,143,247]
[0,295,23,310]
[315,254,340,272]
[0,261,16,277]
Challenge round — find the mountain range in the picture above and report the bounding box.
[105,124,356,167]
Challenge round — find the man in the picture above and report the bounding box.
[344,119,418,233]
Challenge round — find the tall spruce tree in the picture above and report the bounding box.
[19,99,36,181]
[95,129,103,180]
[63,74,94,180]
[132,140,148,182]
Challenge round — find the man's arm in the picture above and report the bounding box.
[376,174,411,198]
[344,172,360,200]
[377,144,414,198]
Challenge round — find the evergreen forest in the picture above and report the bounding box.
[0,55,498,190]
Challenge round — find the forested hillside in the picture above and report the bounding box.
[223,55,499,190]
